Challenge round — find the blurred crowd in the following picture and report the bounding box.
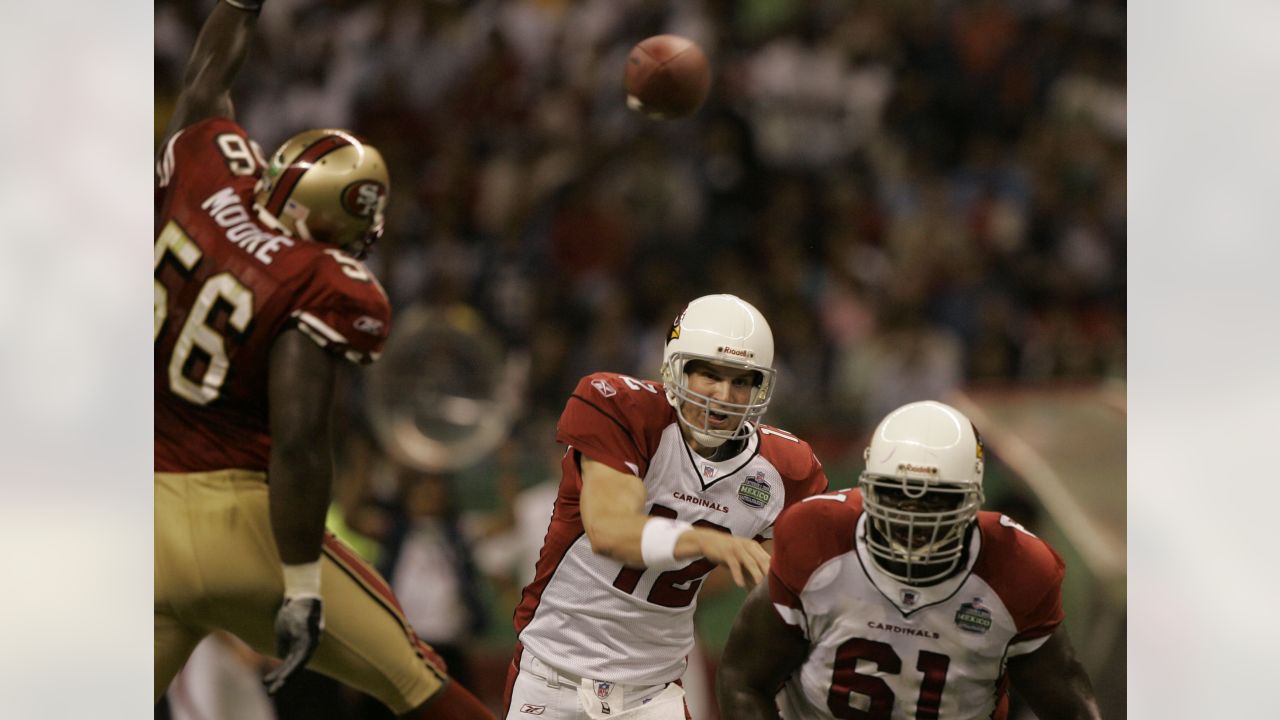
[156,1,1125,713]
[156,0,1126,437]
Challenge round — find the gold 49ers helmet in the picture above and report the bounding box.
[254,129,389,257]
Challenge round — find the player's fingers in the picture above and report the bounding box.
[741,553,767,586]
[749,542,771,566]
[263,638,314,694]
[262,655,299,694]
[725,557,747,588]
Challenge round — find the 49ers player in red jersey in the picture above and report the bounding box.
[502,294,830,720]
[717,401,1102,720]
[153,1,492,717]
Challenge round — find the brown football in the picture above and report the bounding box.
[624,34,711,120]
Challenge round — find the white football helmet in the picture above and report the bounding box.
[254,129,389,258]
[660,294,776,448]
[859,400,985,584]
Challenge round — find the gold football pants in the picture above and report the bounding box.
[155,470,446,713]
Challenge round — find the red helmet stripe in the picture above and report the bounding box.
[264,134,353,216]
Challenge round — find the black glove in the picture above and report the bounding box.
[262,595,324,694]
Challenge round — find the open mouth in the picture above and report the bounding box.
[707,410,730,427]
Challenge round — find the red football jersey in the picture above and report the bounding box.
[154,118,391,473]
[767,490,1066,719]
[512,371,829,685]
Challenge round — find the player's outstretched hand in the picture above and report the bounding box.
[690,529,771,588]
[263,595,324,694]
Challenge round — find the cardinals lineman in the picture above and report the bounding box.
[716,400,1102,720]
[503,295,830,719]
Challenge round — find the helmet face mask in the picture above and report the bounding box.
[666,354,773,445]
[660,295,776,449]
[858,401,985,585]
[860,475,981,583]
[254,129,389,258]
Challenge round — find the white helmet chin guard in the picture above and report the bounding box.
[859,400,985,584]
[660,295,776,448]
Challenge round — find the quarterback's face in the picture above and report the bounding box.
[680,360,758,433]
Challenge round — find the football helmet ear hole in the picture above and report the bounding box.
[253,128,389,257]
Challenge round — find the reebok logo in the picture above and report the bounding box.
[520,705,546,715]
[354,315,383,334]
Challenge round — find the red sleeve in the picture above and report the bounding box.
[972,512,1066,644]
[555,372,672,479]
[288,251,391,365]
[758,425,830,511]
[157,117,265,210]
[792,451,829,506]
[769,491,860,603]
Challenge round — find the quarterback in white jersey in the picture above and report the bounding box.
[503,295,829,719]
[718,401,1101,720]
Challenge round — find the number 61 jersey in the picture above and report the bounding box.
[154,118,391,474]
[513,371,829,686]
[769,490,1065,720]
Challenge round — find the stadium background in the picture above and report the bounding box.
[155,0,1126,717]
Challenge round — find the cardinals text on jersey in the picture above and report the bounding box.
[768,491,1065,720]
[512,372,829,685]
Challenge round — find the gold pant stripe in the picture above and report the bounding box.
[321,534,448,681]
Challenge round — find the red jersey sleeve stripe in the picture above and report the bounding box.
[292,310,349,345]
[156,128,184,189]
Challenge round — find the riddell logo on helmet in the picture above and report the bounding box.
[717,346,754,358]
[341,181,386,217]
[898,463,939,475]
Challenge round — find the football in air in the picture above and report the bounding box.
[624,34,711,120]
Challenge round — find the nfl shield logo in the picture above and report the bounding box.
[595,681,613,699]
[900,589,919,607]
[702,465,717,480]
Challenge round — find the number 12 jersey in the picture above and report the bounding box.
[514,371,829,686]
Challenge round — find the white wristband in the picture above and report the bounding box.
[281,561,322,598]
[641,518,693,571]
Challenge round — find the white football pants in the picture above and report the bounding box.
[505,650,688,720]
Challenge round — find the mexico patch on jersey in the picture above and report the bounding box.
[955,597,994,634]
[737,471,772,508]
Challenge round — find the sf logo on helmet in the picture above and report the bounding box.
[342,181,386,218]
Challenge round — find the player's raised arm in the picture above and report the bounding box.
[579,455,770,588]
[716,583,808,719]
[162,0,264,145]
[1007,626,1103,720]
[262,328,337,692]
